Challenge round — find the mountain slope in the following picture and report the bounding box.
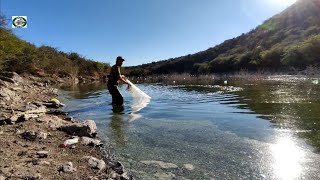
[127,0,320,75]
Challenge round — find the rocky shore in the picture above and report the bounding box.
[0,72,129,180]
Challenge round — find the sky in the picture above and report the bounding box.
[1,0,296,66]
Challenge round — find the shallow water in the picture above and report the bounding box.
[59,77,320,179]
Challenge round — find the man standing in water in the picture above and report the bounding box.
[107,56,130,106]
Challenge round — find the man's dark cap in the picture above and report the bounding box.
[116,56,125,62]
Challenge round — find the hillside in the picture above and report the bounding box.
[127,0,320,76]
[0,16,110,81]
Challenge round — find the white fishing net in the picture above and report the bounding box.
[126,80,151,113]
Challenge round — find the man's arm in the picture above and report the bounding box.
[117,66,129,84]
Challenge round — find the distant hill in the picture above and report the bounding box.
[0,16,110,80]
[127,0,320,76]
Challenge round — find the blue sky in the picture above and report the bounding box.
[2,0,296,66]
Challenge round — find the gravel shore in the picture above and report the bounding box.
[0,72,129,180]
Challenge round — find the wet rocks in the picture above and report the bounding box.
[60,120,97,137]
[108,161,125,175]
[85,156,106,171]
[82,137,103,147]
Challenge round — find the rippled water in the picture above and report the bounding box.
[59,77,320,179]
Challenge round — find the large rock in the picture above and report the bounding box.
[60,120,97,137]
[0,72,23,84]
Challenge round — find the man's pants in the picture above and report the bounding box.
[108,85,124,105]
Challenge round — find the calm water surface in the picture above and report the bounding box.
[59,76,320,179]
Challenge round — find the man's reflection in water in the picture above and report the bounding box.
[110,105,127,146]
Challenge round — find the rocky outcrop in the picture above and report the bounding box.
[0,72,23,84]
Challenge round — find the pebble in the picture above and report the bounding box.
[60,162,77,173]
[183,164,195,171]
[37,151,48,158]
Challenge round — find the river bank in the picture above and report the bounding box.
[0,72,130,180]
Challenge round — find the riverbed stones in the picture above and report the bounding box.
[154,172,175,180]
[140,160,178,169]
[60,120,97,137]
[183,164,194,171]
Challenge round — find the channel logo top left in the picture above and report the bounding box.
[12,16,27,28]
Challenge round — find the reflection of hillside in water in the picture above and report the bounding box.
[58,83,107,99]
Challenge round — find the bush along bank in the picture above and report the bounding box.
[0,72,131,180]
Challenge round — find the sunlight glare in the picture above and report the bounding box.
[268,0,297,7]
[270,136,305,180]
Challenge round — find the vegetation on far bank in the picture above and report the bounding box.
[126,0,320,76]
[0,15,110,80]
[1,0,320,80]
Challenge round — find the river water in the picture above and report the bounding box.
[59,76,320,179]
